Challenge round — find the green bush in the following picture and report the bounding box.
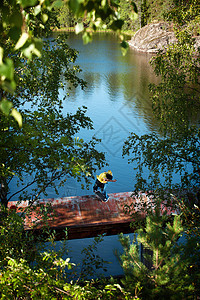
[0,207,134,299]
[118,205,200,299]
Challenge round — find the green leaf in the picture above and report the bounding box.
[52,0,63,8]
[19,0,39,9]
[41,14,48,23]
[109,20,124,31]
[82,32,92,44]
[130,11,138,22]
[0,58,14,80]
[120,41,129,56]
[8,27,22,42]
[22,39,42,59]
[0,47,3,64]
[34,38,43,52]
[15,32,29,50]
[1,6,9,26]
[34,5,41,16]
[131,1,138,13]
[69,0,85,16]
[9,9,23,28]
[0,99,13,115]
[101,0,107,7]
[3,79,16,93]
[75,22,84,34]
[11,108,23,128]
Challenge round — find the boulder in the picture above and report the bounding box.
[128,22,177,53]
[194,36,200,53]
[128,22,200,55]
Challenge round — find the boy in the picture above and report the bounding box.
[93,170,117,202]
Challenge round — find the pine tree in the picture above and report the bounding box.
[118,206,197,299]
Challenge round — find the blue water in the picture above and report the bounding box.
[9,33,185,278]
[45,34,156,277]
[47,233,136,279]
[10,32,158,200]
[44,32,159,199]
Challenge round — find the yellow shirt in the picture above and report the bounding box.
[96,170,113,184]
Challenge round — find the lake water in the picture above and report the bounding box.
[49,33,159,278]
[11,32,161,277]
[10,32,159,200]
[44,32,160,199]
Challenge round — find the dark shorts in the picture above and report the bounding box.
[93,179,104,192]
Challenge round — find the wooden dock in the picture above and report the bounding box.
[8,192,177,240]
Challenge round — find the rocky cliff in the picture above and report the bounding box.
[129,22,200,54]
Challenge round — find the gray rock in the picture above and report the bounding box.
[129,22,199,54]
[194,36,200,53]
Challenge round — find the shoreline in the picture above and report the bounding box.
[53,27,135,38]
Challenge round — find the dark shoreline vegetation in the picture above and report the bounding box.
[54,26,135,35]
[53,27,135,42]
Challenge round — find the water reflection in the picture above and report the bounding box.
[57,32,161,196]
[63,32,160,134]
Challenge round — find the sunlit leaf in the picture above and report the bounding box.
[22,40,42,59]
[130,11,138,22]
[75,22,84,34]
[34,5,41,16]
[15,32,29,50]
[11,108,23,128]
[42,13,48,23]
[0,47,3,64]
[101,0,107,7]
